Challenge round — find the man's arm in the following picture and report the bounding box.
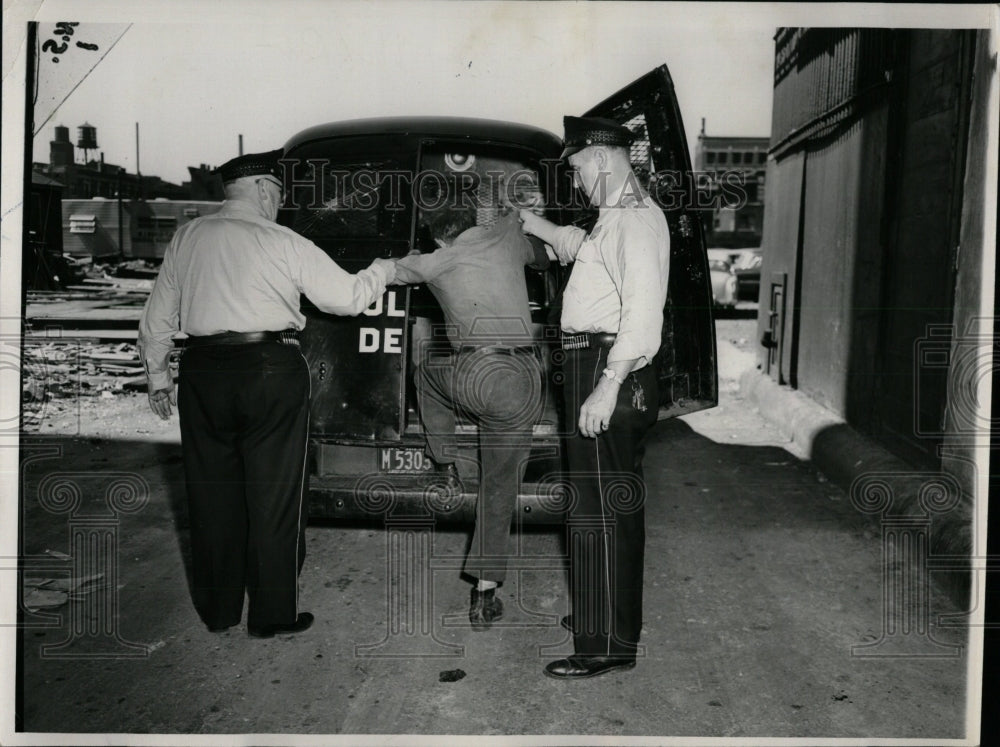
[577,357,641,438]
[293,238,396,315]
[391,246,455,285]
[519,210,587,265]
[138,240,181,419]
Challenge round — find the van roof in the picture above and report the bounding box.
[283,116,563,157]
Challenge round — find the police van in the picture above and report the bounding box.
[277,65,718,523]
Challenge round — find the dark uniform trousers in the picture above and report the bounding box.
[563,344,659,659]
[416,347,543,583]
[178,341,310,630]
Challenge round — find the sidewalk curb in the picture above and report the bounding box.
[739,367,972,608]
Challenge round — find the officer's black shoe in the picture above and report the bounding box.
[469,587,503,631]
[207,623,235,633]
[248,612,314,639]
[425,461,463,497]
[543,655,636,679]
[560,614,576,633]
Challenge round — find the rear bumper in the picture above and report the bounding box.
[308,473,571,524]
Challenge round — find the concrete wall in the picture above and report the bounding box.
[938,28,998,559]
[760,30,978,461]
[795,113,888,418]
[755,150,803,385]
[868,30,973,468]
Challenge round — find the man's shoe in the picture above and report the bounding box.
[425,462,463,497]
[207,623,235,633]
[247,612,314,639]
[543,655,636,679]
[469,587,503,631]
[560,614,575,633]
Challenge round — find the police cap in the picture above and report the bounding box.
[560,116,636,159]
[217,148,284,183]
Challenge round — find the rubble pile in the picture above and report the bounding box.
[27,269,154,313]
[110,258,160,279]
[21,340,180,431]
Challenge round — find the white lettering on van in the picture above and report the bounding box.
[384,328,403,354]
[359,291,405,353]
[358,327,405,354]
[387,291,405,317]
[363,290,405,318]
[359,328,380,353]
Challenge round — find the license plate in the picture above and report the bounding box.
[379,447,433,473]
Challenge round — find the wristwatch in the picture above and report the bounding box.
[602,367,626,385]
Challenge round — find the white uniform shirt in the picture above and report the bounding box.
[138,200,390,390]
[549,187,671,369]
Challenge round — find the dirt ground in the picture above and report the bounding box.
[14,319,974,742]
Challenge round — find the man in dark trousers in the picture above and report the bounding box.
[391,204,548,630]
[520,117,671,678]
[138,149,395,637]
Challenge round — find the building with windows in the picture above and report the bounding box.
[693,128,769,248]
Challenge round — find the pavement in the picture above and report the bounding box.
[14,319,976,743]
[738,346,975,609]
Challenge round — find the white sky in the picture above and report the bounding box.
[23,3,786,185]
[16,1,995,186]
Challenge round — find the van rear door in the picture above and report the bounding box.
[581,64,719,418]
[279,137,416,441]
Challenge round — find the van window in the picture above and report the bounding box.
[413,147,557,302]
[289,157,412,241]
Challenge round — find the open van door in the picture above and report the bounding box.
[582,65,718,418]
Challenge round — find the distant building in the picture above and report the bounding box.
[694,127,768,248]
[61,198,223,260]
[184,164,225,201]
[30,122,226,262]
[35,123,224,201]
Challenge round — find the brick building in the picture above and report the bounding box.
[694,128,769,248]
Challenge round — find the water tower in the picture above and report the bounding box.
[49,124,73,167]
[77,123,98,165]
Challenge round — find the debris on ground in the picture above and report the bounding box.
[22,573,106,612]
[438,669,467,683]
[23,587,68,612]
[21,339,179,431]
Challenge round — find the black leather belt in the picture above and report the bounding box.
[457,344,538,357]
[560,332,617,350]
[184,330,300,348]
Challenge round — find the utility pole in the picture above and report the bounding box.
[135,122,142,200]
[117,167,125,262]
[239,134,243,156]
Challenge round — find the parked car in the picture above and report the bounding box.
[278,64,719,523]
[709,258,737,307]
[733,248,763,302]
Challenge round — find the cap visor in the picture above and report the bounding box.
[560,144,584,159]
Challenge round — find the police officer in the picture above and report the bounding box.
[138,148,395,637]
[520,117,670,678]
